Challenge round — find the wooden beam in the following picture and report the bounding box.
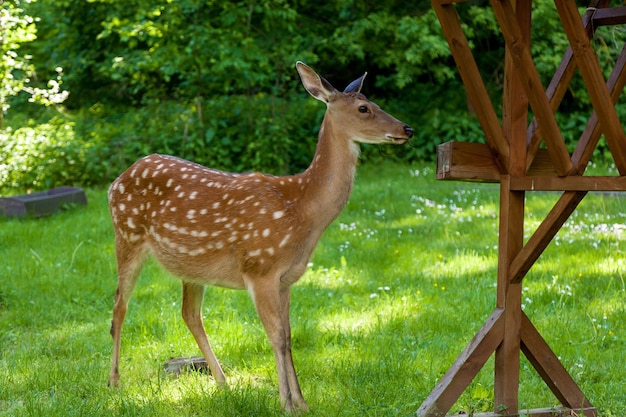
[572,44,626,173]
[502,0,530,176]
[437,142,557,183]
[449,407,598,417]
[555,0,626,174]
[491,0,574,176]
[416,309,504,417]
[592,5,626,26]
[494,175,525,413]
[526,1,606,171]
[520,313,596,416]
[437,142,501,182]
[509,176,626,191]
[431,1,510,169]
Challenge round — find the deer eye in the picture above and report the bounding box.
[358,105,369,113]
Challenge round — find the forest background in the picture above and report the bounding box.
[2,0,626,192]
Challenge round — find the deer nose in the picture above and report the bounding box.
[404,126,414,138]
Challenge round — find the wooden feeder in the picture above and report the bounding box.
[419,1,626,416]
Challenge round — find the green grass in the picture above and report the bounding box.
[1,161,625,416]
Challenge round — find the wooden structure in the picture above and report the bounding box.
[418,1,626,416]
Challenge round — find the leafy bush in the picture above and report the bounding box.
[0,118,88,191]
[78,94,323,177]
[3,0,626,192]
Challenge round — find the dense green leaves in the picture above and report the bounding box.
[2,0,626,191]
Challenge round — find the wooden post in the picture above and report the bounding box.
[419,0,626,415]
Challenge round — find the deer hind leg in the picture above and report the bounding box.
[181,282,226,385]
[108,238,145,388]
[248,278,308,411]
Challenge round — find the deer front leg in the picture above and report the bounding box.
[279,288,308,411]
[181,282,226,385]
[248,278,308,412]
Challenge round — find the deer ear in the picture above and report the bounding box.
[343,73,367,94]
[296,61,337,103]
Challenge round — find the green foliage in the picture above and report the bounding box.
[0,0,68,128]
[0,0,37,126]
[0,118,89,190]
[1,0,625,191]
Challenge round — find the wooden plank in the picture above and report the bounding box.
[509,191,587,284]
[416,309,504,417]
[555,0,626,174]
[592,5,626,26]
[520,313,596,416]
[494,175,525,412]
[491,0,574,176]
[572,44,626,173]
[437,142,556,182]
[502,0,530,176]
[437,142,501,182]
[527,150,557,177]
[526,2,605,171]
[509,176,626,191]
[432,1,510,169]
[450,407,597,417]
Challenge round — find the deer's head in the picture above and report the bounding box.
[296,61,413,145]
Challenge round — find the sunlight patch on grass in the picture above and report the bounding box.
[426,250,497,280]
[316,292,423,337]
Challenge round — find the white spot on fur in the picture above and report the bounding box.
[189,248,206,256]
[262,228,270,237]
[273,210,285,219]
[279,234,291,248]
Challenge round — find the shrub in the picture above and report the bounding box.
[0,118,90,191]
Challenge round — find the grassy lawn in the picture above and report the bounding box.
[1,161,624,416]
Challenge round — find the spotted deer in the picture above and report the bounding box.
[107,62,413,411]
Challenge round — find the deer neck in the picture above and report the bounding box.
[295,113,360,229]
